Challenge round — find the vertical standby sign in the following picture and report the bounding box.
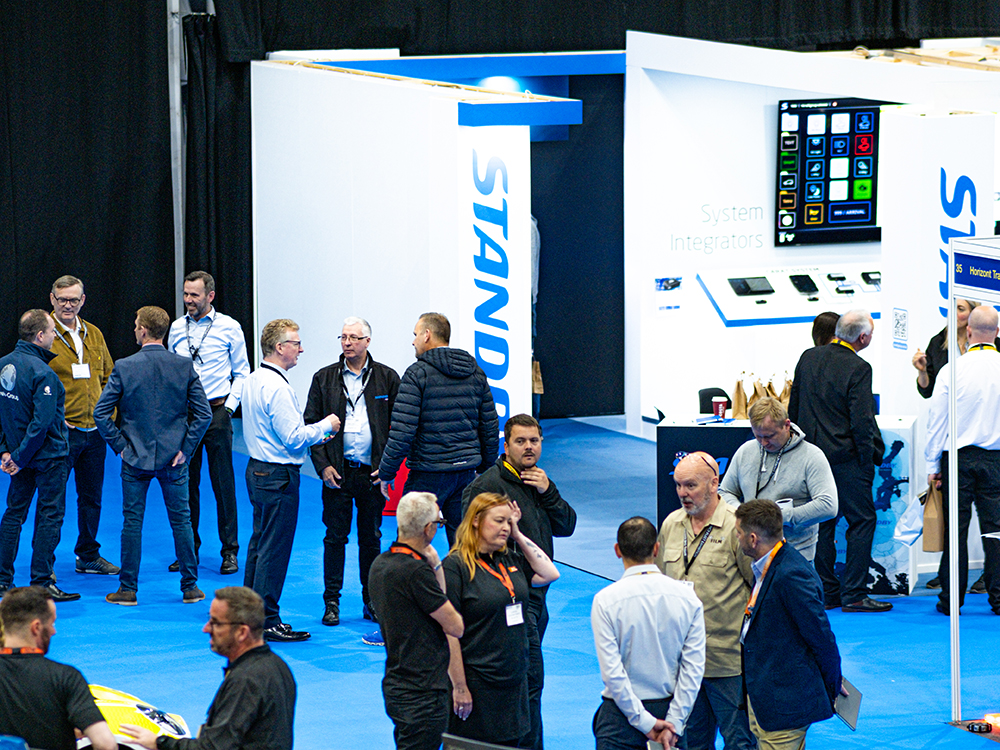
[463,127,530,437]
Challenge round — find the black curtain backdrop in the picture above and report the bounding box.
[532,75,624,418]
[183,15,254,358]
[0,3,174,362]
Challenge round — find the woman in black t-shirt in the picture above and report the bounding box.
[443,492,560,748]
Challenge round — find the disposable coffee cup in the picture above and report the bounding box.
[712,396,727,419]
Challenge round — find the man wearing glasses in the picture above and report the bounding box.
[304,317,400,627]
[241,319,340,642]
[121,586,296,750]
[168,271,251,576]
[48,275,119,577]
[368,492,463,750]
[655,452,756,750]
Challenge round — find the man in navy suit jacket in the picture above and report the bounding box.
[735,499,843,749]
[94,306,212,606]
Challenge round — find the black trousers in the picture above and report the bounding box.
[188,404,239,556]
[67,427,107,561]
[322,462,386,606]
[593,696,683,750]
[384,684,449,750]
[815,459,875,606]
[938,448,1000,611]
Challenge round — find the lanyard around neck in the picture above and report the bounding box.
[683,525,712,575]
[968,343,997,352]
[755,433,792,496]
[477,556,516,602]
[744,540,784,616]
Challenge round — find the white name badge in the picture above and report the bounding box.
[505,602,524,627]
[343,413,363,434]
[71,363,91,379]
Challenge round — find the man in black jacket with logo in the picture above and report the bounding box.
[461,413,576,750]
[0,310,78,601]
[305,317,400,627]
[379,312,499,547]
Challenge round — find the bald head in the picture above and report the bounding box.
[674,452,720,520]
[967,305,999,344]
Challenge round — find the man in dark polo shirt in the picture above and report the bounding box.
[0,586,116,750]
[121,586,296,750]
[369,492,464,750]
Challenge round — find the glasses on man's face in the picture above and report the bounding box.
[338,335,370,343]
[206,618,243,629]
[675,451,717,476]
[53,297,82,306]
[277,339,303,350]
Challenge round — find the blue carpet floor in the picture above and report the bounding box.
[2,417,997,748]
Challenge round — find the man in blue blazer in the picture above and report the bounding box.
[94,306,212,606]
[735,499,844,749]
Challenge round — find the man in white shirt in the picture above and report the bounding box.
[241,319,340,642]
[592,516,706,750]
[168,271,251,576]
[926,304,1000,615]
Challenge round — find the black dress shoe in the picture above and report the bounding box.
[841,597,892,613]
[220,553,239,575]
[264,623,310,642]
[970,575,986,594]
[936,601,957,616]
[42,582,81,602]
[169,556,199,573]
[926,576,942,589]
[322,603,340,626]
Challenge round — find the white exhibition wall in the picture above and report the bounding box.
[624,32,1000,440]
[624,32,1000,572]
[251,62,533,433]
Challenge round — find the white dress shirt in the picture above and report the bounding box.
[925,345,1000,474]
[242,363,328,464]
[591,564,706,735]
[342,361,372,465]
[168,308,250,410]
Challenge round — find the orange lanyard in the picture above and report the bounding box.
[0,647,43,655]
[477,557,517,602]
[390,545,422,561]
[744,540,783,616]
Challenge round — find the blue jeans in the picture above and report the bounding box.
[0,457,68,586]
[404,468,476,547]
[119,461,198,592]
[685,675,756,750]
[244,459,300,629]
[67,427,107,561]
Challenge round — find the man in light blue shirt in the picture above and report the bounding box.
[592,516,706,749]
[241,318,340,642]
[168,271,251,576]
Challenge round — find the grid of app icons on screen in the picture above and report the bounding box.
[775,98,884,246]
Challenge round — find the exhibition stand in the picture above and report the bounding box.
[251,60,583,433]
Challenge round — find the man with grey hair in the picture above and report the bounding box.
[168,270,251,576]
[368,492,464,750]
[789,309,891,613]
[305,316,400,627]
[926,305,1000,615]
[242,319,341,642]
[720,396,837,561]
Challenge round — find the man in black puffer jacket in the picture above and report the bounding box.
[379,313,499,546]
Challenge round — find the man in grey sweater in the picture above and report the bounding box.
[720,397,837,561]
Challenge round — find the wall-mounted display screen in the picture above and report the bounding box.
[775,98,886,247]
